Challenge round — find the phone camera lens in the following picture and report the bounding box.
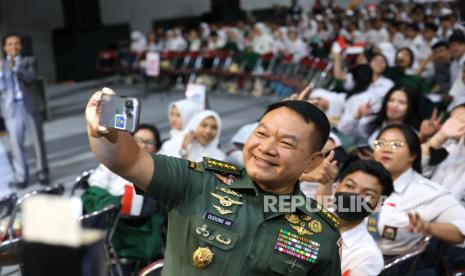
[125,101,133,109]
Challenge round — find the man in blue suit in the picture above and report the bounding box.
[0,33,49,188]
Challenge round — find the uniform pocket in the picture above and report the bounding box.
[269,252,312,276]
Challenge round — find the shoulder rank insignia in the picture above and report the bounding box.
[307,198,340,230]
[188,160,204,172]
[203,157,241,176]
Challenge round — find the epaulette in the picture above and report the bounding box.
[308,198,340,231]
[203,157,241,176]
[188,160,205,173]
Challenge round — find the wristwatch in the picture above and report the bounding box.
[179,148,188,157]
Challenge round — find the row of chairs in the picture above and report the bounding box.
[141,50,336,95]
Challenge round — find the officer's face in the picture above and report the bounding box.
[3,36,22,58]
[373,129,415,179]
[195,116,218,146]
[335,171,383,209]
[243,107,323,191]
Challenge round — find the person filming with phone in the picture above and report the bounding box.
[86,87,342,275]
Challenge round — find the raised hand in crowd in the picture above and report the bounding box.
[354,100,373,120]
[419,108,444,142]
[180,130,195,159]
[407,212,431,236]
[300,150,338,185]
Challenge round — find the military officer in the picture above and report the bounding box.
[86,87,342,275]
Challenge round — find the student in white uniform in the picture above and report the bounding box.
[164,99,202,140]
[370,124,465,257]
[333,160,393,276]
[349,86,423,145]
[159,110,225,161]
[337,54,394,138]
[422,102,465,203]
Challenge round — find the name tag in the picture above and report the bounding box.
[203,211,234,229]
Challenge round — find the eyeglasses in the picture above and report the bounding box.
[134,137,156,146]
[371,140,406,151]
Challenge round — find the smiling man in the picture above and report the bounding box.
[86,88,342,275]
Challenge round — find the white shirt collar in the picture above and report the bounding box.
[341,222,368,248]
[394,168,414,194]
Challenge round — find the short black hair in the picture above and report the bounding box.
[449,31,465,44]
[397,47,415,68]
[406,23,420,32]
[423,22,438,32]
[377,124,422,174]
[135,123,162,150]
[337,159,394,197]
[2,33,22,47]
[432,41,449,50]
[263,100,330,151]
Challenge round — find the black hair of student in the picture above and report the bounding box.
[368,86,422,135]
[431,41,449,50]
[2,33,22,47]
[347,64,373,97]
[449,30,465,44]
[396,47,415,68]
[263,100,330,151]
[336,159,394,197]
[369,53,389,73]
[135,123,162,150]
[424,22,438,32]
[376,124,422,174]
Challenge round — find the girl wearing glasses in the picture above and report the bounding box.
[369,124,465,257]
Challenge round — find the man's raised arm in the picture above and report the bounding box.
[86,88,153,191]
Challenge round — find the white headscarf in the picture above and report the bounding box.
[167,99,203,139]
[227,122,258,167]
[160,110,225,162]
[130,31,147,54]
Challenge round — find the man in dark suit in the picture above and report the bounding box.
[0,33,49,188]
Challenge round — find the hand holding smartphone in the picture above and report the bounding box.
[98,94,141,133]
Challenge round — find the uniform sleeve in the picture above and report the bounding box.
[308,232,341,276]
[145,154,205,210]
[434,201,465,236]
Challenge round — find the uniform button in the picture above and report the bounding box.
[249,254,256,260]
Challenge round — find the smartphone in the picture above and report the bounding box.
[98,95,140,133]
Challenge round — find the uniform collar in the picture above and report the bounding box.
[341,221,367,248]
[228,169,259,195]
[394,168,414,194]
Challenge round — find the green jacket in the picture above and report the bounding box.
[146,154,342,276]
[82,186,164,261]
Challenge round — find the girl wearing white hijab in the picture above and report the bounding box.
[166,99,202,140]
[160,110,225,161]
